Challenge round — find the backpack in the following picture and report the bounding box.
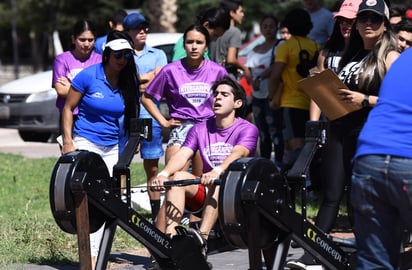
[295,37,319,78]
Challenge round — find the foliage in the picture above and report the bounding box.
[0,152,148,265]
[0,0,409,68]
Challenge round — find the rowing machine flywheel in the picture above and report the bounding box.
[49,150,110,234]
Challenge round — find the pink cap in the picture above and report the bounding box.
[334,0,362,19]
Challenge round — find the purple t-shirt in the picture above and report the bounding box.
[145,59,228,122]
[182,117,258,173]
[52,50,102,113]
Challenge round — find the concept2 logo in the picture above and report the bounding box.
[131,214,171,249]
[306,228,347,264]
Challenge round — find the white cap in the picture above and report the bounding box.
[105,39,133,51]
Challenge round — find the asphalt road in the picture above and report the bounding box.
[0,128,304,270]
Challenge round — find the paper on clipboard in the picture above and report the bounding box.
[298,69,359,120]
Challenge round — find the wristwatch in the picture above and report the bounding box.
[361,95,370,108]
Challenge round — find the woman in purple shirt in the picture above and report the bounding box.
[142,24,228,176]
[52,19,101,125]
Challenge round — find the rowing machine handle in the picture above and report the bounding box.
[163,178,221,187]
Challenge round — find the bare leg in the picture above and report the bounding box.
[166,145,191,171]
[144,158,161,221]
[155,171,198,236]
[198,185,220,240]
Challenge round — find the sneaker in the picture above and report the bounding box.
[187,227,208,257]
[287,252,321,269]
[147,256,161,270]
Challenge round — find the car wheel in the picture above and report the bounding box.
[18,130,51,142]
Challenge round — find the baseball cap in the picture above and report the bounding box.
[357,0,390,20]
[334,0,362,19]
[105,39,133,51]
[123,13,148,29]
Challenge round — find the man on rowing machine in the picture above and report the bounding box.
[151,76,258,261]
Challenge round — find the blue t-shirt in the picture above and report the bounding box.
[94,35,107,55]
[72,64,124,146]
[134,44,167,118]
[355,48,412,159]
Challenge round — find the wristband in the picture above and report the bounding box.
[212,166,224,175]
[157,171,169,178]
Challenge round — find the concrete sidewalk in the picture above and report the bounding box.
[9,247,304,270]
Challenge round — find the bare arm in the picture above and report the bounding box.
[316,49,327,73]
[61,87,82,154]
[310,49,328,120]
[139,66,163,93]
[54,77,71,97]
[226,47,252,83]
[141,93,170,127]
[268,62,286,100]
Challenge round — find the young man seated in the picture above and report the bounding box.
[151,76,258,256]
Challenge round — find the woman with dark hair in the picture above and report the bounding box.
[142,24,228,177]
[172,7,230,61]
[268,8,320,167]
[61,30,139,267]
[52,19,101,129]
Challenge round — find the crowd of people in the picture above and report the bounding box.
[52,0,412,269]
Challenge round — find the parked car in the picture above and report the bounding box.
[0,33,182,142]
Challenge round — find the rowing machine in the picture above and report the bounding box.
[49,118,210,270]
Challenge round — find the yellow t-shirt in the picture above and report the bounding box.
[275,36,320,110]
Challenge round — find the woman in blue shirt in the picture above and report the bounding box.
[61,30,139,266]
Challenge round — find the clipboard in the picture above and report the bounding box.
[298,69,359,120]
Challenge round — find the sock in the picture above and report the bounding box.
[150,200,161,223]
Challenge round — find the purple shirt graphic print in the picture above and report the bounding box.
[145,59,228,122]
[182,117,258,173]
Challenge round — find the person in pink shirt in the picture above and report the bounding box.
[141,24,228,176]
[52,19,101,128]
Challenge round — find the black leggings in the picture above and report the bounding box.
[314,121,357,233]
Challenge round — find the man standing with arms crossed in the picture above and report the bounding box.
[124,13,168,222]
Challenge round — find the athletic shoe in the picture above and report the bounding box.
[286,252,322,269]
[187,227,208,258]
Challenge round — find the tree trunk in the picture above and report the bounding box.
[146,0,177,32]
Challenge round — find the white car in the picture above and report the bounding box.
[0,33,182,142]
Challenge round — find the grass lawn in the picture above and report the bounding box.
[0,152,149,266]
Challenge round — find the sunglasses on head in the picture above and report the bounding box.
[357,12,384,24]
[112,50,133,60]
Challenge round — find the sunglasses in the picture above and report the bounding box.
[357,12,384,24]
[78,38,94,43]
[136,26,150,33]
[337,17,354,25]
[112,50,133,60]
